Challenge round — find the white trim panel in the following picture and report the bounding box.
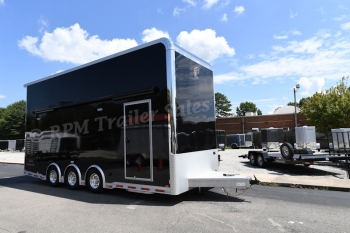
[170,149,220,195]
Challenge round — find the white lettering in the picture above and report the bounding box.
[74,119,89,134]
[192,102,201,113]
[94,116,107,131]
[107,117,116,130]
[62,123,73,133]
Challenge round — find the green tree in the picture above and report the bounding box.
[215,92,233,117]
[300,77,350,134]
[236,101,262,116]
[287,97,310,108]
[0,100,26,139]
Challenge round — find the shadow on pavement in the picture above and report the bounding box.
[0,175,249,206]
[241,161,343,178]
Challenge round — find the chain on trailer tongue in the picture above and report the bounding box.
[221,175,260,198]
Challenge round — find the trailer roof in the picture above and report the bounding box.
[24,38,213,87]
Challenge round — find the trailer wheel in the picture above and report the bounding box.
[65,167,79,190]
[280,142,294,160]
[47,166,60,187]
[257,154,266,168]
[249,153,257,166]
[87,169,103,193]
[231,144,238,149]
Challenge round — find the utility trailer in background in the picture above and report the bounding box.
[24,38,255,196]
[260,127,283,151]
[240,128,350,178]
[226,133,253,149]
[295,126,320,151]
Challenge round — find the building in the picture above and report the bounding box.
[216,113,308,134]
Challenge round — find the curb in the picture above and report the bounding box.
[259,181,350,192]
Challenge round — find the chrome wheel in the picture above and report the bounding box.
[281,146,289,157]
[89,173,100,189]
[50,169,58,183]
[67,171,77,186]
[249,154,256,166]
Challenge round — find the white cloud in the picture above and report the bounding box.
[0,0,4,5]
[214,33,350,88]
[316,7,326,14]
[176,29,235,63]
[183,0,196,7]
[18,23,138,65]
[234,6,244,15]
[273,29,301,40]
[0,94,6,99]
[203,0,219,9]
[297,77,325,96]
[219,0,231,8]
[272,37,323,54]
[290,9,298,18]
[273,35,288,40]
[157,8,164,14]
[290,29,301,35]
[221,13,228,22]
[173,6,186,16]
[38,17,49,33]
[341,22,350,30]
[333,15,347,21]
[53,70,64,74]
[141,28,170,43]
[245,54,255,59]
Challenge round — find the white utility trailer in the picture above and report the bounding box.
[240,128,350,178]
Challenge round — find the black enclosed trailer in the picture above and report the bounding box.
[24,38,253,195]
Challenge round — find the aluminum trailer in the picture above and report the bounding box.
[24,38,256,196]
[241,142,350,178]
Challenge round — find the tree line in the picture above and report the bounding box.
[0,100,26,140]
[215,77,350,133]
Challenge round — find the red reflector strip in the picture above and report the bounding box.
[141,187,150,191]
[34,175,38,177]
[155,189,165,193]
[116,185,123,188]
[128,186,136,189]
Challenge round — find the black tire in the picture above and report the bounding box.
[47,166,60,187]
[280,142,294,160]
[87,169,103,193]
[231,144,238,149]
[65,167,79,190]
[249,153,257,166]
[257,154,266,168]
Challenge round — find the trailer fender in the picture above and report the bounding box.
[85,165,106,188]
[46,163,63,183]
[64,164,83,186]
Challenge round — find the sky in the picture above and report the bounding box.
[1,0,350,115]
